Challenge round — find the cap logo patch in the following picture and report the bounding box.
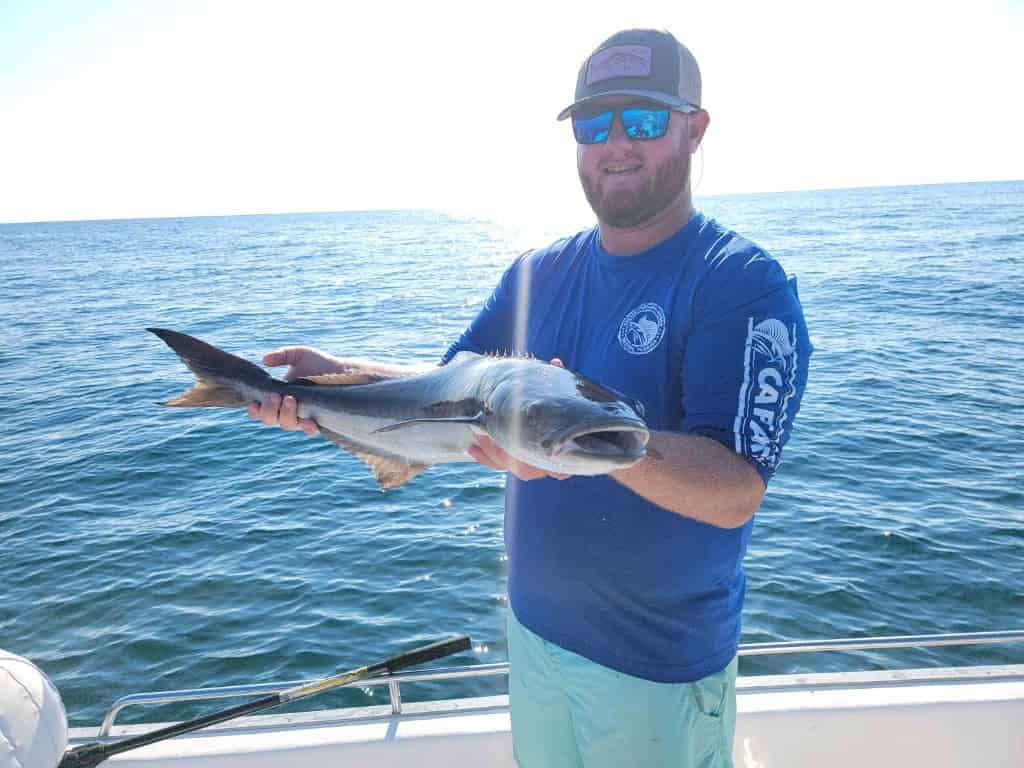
[586,45,652,85]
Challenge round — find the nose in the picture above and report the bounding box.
[605,114,634,146]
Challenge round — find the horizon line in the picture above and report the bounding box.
[2,178,1020,227]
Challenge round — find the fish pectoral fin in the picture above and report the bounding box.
[318,426,430,490]
[371,412,485,435]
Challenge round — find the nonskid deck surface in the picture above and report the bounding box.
[69,664,1024,768]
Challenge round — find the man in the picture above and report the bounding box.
[251,28,810,767]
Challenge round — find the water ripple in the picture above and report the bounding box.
[2,187,1022,725]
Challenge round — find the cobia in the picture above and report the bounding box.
[150,328,649,489]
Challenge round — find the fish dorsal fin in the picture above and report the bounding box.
[292,371,398,387]
[318,425,430,490]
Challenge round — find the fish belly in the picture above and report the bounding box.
[303,407,478,465]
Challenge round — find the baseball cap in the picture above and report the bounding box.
[557,29,702,121]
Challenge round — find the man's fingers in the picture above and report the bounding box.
[262,347,305,368]
[550,357,565,368]
[473,435,511,465]
[469,437,515,473]
[470,435,567,481]
[258,394,281,425]
[248,394,316,434]
[508,463,546,482]
[283,396,319,435]
[247,399,318,434]
[262,350,287,367]
[467,444,506,472]
[278,395,300,430]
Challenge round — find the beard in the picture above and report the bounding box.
[579,135,690,229]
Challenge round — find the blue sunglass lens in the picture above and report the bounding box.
[622,108,670,140]
[572,107,671,144]
[572,112,613,144]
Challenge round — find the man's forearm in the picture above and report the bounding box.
[611,431,765,529]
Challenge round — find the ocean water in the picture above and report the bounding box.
[2,181,1022,728]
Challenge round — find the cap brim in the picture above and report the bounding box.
[556,90,698,121]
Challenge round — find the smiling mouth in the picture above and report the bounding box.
[603,164,642,175]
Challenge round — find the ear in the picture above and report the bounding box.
[687,110,710,154]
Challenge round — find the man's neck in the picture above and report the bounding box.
[598,196,695,257]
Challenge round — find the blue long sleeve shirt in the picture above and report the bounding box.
[443,213,811,682]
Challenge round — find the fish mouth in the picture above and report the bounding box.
[550,422,649,463]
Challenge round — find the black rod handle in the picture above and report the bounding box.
[373,634,472,676]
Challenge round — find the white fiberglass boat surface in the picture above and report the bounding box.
[67,631,1024,767]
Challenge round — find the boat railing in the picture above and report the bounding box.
[96,628,1024,736]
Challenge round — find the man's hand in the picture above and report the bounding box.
[246,346,345,436]
[468,435,571,482]
[465,357,570,482]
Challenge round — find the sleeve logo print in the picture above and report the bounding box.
[618,303,667,355]
[734,318,799,474]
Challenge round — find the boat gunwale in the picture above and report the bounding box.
[86,625,1024,737]
[69,663,1024,744]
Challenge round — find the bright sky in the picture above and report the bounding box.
[1,0,1021,224]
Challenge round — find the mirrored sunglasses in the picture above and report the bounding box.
[572,103,674,145]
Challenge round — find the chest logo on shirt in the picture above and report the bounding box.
[617,303,666,355]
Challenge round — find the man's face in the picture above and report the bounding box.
[575,96,695,229]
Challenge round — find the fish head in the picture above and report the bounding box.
[484,363,649,476]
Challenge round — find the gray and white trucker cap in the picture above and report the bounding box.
[557,29,702,120]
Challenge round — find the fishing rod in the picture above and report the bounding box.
[59,634,471,768]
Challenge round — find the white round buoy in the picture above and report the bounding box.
[0,650,68,768]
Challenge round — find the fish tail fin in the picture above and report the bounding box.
[149,328,274,408]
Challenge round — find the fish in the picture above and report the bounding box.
[149,328,650,490]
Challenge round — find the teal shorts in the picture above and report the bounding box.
[507,609,737,768]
